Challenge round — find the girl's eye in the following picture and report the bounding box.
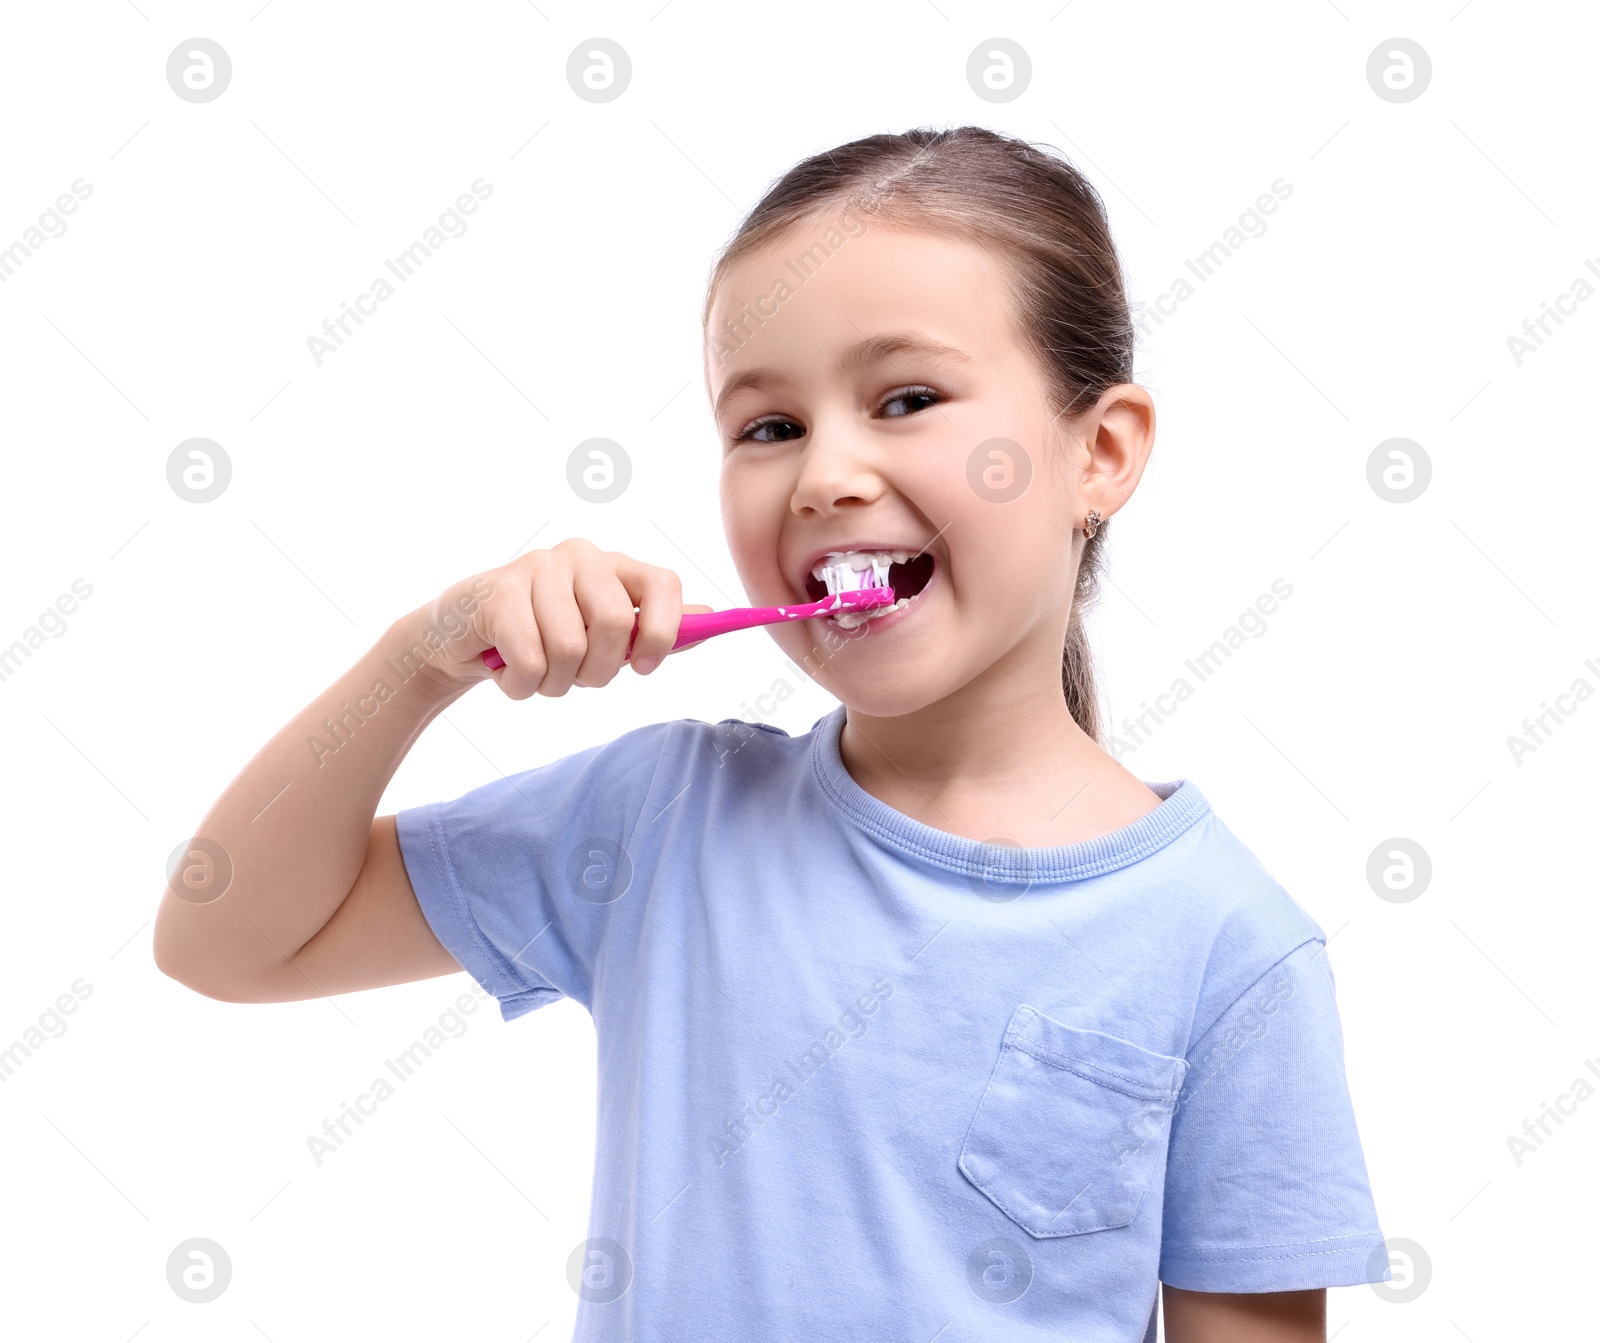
[879,385,942,418]
[731,386,943,444]
[737,416,804,444]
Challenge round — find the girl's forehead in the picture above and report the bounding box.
[707,224,1013,344]
[703,229,1025,393]
[719,219,993,288]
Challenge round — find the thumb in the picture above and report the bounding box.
[670,603,717,654]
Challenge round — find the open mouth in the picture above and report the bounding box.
[804,549,936,628]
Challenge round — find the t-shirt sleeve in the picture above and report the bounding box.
[1158,937,1392,1292]
[393,719,681,1023]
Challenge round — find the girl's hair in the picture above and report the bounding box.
[702,125,1134,746]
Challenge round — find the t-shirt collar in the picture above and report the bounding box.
[809,704,1211,884]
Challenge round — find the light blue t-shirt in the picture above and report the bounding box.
[395,706,1390,1342]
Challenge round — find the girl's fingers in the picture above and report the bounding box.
[485,579,548,700]
[615,558,685,674]
[571,562,644,686]
[473,543,707,698]
[667,605,716,657]
[526,555,591,697]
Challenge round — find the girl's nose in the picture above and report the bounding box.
[789,423,884,516]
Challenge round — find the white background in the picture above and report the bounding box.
[1,1,1592,1339]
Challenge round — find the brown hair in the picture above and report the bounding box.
[702,125,1136,746]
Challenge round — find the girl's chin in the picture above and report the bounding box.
[778,594,947,704]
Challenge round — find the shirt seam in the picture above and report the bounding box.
[809,708,1212,882]
[1162,1230,1385,1263]
[823,786,1206,877]
[1182,935,1325,1058]
[583,719,687,1017]
[630,718,692,842]
[423,721,684,1012]
[1006,1036,1180,1099]
[421,805,550,1001]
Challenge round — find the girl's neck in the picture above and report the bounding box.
[837,682,1163,849]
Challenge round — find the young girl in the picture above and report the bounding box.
[155,126,1389,1342]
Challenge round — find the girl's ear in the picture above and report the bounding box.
[1079,384,1155,513]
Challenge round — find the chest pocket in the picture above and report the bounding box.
[958,1004,1188,1239]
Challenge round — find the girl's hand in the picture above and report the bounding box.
[404,538,714,699]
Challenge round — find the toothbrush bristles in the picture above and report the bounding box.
[820,555,893,596]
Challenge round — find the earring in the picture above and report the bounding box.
[1083,509,1102,540]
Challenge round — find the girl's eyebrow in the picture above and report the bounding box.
[713,330,972,418]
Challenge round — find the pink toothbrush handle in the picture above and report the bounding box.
[478,586,894,671]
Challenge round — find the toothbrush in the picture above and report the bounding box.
[478,582,896,670]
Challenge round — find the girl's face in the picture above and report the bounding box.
[706,214,1149,719]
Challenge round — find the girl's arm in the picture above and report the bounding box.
[1162,1285,1325,1342]
[152,541,694,1002]
[151,613,471,1002]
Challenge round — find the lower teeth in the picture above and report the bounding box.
[831,594,915,630]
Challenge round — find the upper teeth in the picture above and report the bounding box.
[811,549,917,594]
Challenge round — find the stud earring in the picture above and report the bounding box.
[1083,509,1102,540]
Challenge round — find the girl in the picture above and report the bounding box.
[154,126,1389,1342]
